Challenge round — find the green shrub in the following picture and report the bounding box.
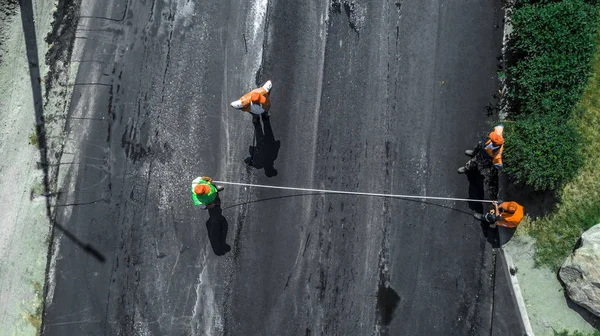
[515,0,600,8]
[503,113,582,191]
[553,330,600,336]
[507,0,599,118]
[503,0,598,190]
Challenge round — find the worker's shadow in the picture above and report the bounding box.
[245,116,281,177]
[206,196,231,256]
[467,170,501,248]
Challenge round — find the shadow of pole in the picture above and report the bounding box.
[19,0,105,263]
[53,222,106,262]
[19,0,51,217]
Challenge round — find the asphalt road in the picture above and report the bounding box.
[42,0,524,335]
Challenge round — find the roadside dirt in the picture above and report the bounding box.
[0,0,81,334]
[0,0,18,65]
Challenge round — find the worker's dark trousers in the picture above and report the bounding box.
[482,213,496,223]
[463,148,484,171]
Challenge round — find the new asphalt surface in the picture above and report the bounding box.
[41,0,524,335]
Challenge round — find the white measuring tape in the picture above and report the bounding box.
[212,180,495,203]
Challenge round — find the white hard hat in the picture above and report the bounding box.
[230,100,243,109]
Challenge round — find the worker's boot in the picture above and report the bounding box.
[473,213,484,221]
[230,100,243,109]
[465,149,475,157]
[458,158,477,174]
[216,185,225,192]
[263,80,273,93]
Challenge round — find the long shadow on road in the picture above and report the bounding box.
[206,197,232,256]
[245,116,281,178]
[467,170,500,247]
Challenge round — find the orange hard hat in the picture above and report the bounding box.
[506,203,518,213]
[251,92,266,104]
[194,184,210,195]
[489,131,504,146]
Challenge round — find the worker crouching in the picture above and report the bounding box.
[191,176,224,209]
[474,200,524,229]
[458,125,504,174]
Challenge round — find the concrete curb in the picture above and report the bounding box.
[501,248,535,336]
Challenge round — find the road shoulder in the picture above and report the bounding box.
[0,0,78,334]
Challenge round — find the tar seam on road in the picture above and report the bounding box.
[212,180,496,203]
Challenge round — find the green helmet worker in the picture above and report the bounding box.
[191,176,224,210]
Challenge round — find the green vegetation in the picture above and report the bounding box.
[30,182,45,197]
[519,21,600,270]
[28,132,38,146]
[504,113,582,190]
[504,0,599,190]
[553,329,600,336]
[24,281,43,333]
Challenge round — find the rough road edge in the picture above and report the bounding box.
[498,1,534,335]
[38,0,82,332]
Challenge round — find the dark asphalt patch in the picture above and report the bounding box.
[330,0,366,36]
[376,285,401,326]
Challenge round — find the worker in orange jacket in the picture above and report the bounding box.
[458,125,504,174]
[474,200,524,228]
[230,80,273,120]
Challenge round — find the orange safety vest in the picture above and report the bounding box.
[497,202,524,228]
[238,87,270,113]
[483,125,504,168]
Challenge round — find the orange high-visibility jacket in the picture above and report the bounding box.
[497,201,524,228]
[238,87,270,113]
[483,125,504,168]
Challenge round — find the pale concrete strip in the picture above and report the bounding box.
[502,249,535,336]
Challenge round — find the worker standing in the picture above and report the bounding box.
[230,80,273,120]
[191,176,224,210]
[474,200,524,229]
[458,125,504,174]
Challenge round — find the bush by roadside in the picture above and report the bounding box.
[553,329,600,336]
[504,113,582,191]
[520,32,600,270]
[503,0,599,191]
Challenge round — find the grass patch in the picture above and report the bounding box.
[525,21,600,270]
[30,181,45,197]
[554,330,600,336]
[29,132,38,146]
[24,281,43,333]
